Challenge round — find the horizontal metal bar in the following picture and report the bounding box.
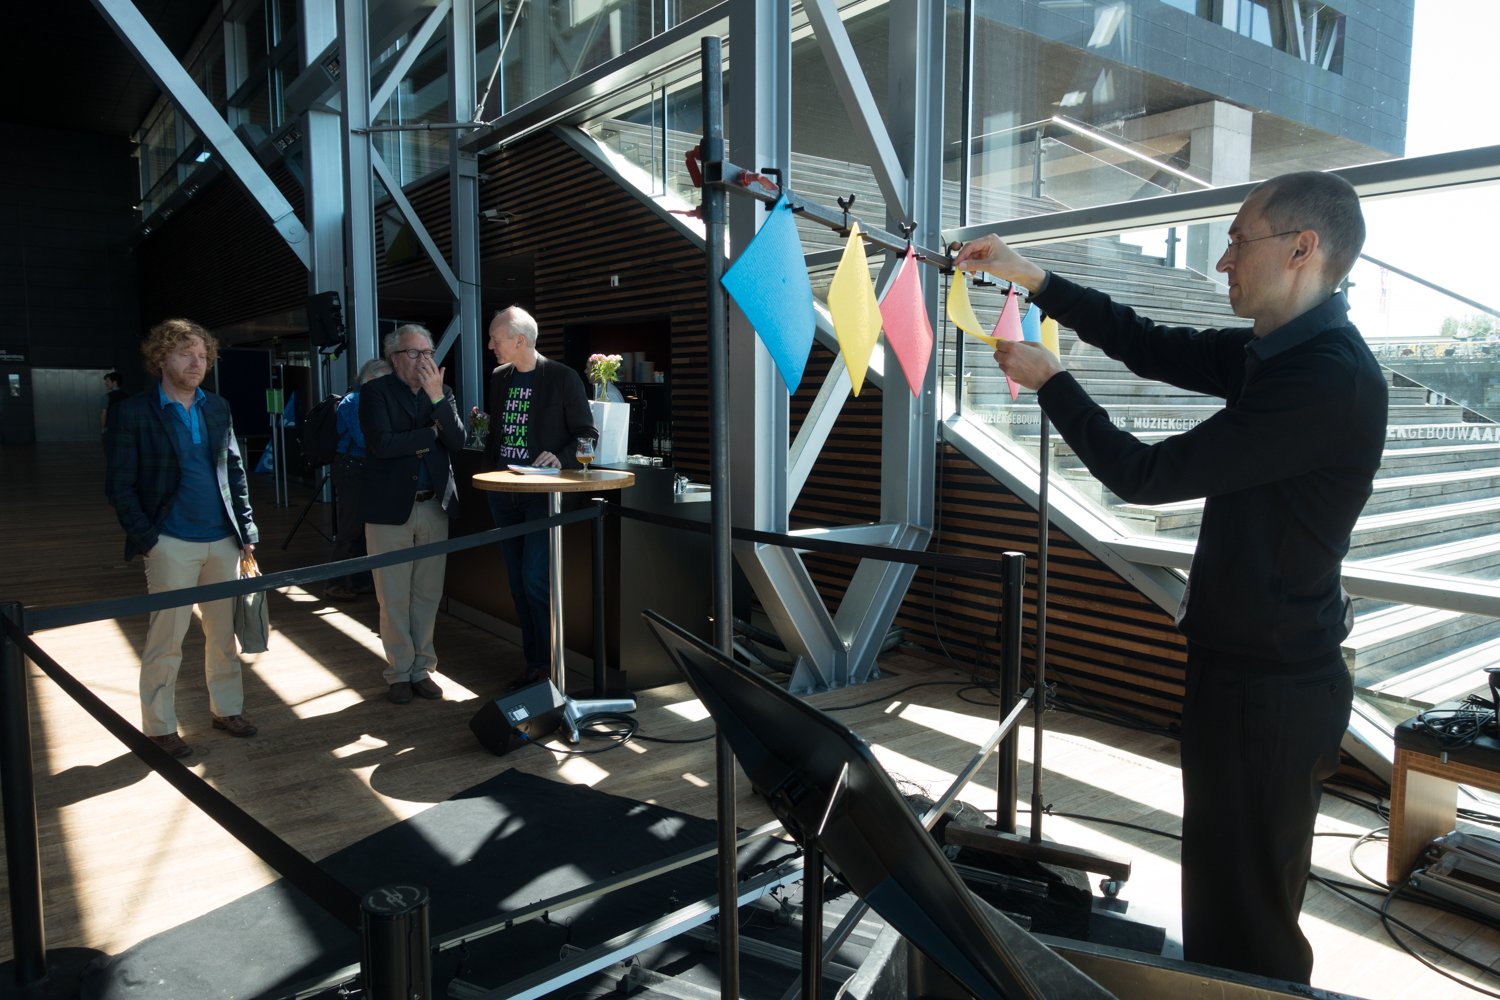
[461,1,731,154]
[943,142,1500,248]
[1108,534,1500,618]
[709,166,948,267]
[436,820,786,951]
[473,858,806,1000]
[354,121,487,133]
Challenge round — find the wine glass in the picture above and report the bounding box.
[576,436,595,476]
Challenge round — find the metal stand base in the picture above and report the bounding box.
[562,696,638,744]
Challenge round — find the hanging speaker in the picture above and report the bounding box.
[307,290,346,349]
[468,679,567,756]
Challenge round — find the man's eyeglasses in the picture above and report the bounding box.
[1224,230,1303,253]
[399,349,437,360]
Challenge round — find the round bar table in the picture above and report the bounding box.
[472,468,634,695]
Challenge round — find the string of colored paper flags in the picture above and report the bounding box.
[719,194,1060,402]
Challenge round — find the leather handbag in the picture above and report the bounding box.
[233,551,270,654]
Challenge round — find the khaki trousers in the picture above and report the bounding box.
[366,498,448,685]
[140,534,244,736]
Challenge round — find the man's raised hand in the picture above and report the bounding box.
[952,234,1049,293]
[993,339,1064,391]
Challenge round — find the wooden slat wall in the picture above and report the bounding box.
[135,164,306,331]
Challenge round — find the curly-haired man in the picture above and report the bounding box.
[105,318,260,757]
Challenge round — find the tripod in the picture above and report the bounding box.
[281,467,336,550]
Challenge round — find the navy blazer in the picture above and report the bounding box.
[104,387,258,561]
[358,372,465,525]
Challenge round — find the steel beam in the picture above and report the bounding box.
[341,0,381,368]
[943,142,1500,249]
[786,352,850,506]
[449,0,485,413]
[303,0,347,394]
[801,0,909,220]
[89,0,310,268]
[370,0,452,120]
[371,151,462,298]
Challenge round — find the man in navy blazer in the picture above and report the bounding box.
[105,319,259,758]
[360,324,465,704]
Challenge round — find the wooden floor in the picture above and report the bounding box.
[3,442,1500,998]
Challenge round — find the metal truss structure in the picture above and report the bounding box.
[90,0,1500,699]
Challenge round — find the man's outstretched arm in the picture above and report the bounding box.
[954,234,1247,399]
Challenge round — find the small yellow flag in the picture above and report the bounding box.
[1040,314,1061,356]
[947,273,999,348]
[827,223,884,395]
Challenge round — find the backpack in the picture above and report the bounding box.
[301,392,345,469]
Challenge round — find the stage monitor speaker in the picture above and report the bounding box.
[469,679,566,756]
[307,291,345,349]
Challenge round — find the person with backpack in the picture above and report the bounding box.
[324,359,391,601]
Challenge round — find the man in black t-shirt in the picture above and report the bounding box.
[484,306,596,689]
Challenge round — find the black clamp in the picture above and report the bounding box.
[837,193,857,236]
[898,220,917,253]
[760,167,785,211]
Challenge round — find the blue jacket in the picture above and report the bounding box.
[104,386,259,561]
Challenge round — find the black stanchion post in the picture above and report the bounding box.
[591,499,608,698]
[701,33,739,1000]
[801,843,823,1000]
[995,553,1025,834]
[360,884,431,1000]
[1030,415,1051,845]
[0,602,47,992]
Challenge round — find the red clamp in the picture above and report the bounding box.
[685,144,704,188]
[738,170,780,197]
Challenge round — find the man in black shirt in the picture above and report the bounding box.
[954,171,1387,983]
[484,306,596,689]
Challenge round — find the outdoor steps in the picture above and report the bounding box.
[1361,635,1500,710]
[1361,531,1500,579]
[1341,604,1500,684]
[1109,469,1500,539]
[1376,444,1500,476]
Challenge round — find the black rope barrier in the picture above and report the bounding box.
[27,506,603,632]
[0,614,364,932]
[612,504,1015,577]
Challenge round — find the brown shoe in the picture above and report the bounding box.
[388,682,413,704]
[411,676,443,700]
[212,714,259,737]
[149,733,203,759]
[323,585,358,602]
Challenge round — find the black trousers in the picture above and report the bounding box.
[1179,648,1352,984]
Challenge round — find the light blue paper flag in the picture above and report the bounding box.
[720,195,815,393]
[1020,299,1043,343]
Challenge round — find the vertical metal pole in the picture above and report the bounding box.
[801,843,823,1000]
[0,603,47,991]
[548,491,566,694]
[449,0,484,414]
[591,499,608,698]
[359,884,431,1000]
[1031,129,1044,201]
[341,0,380,369]
[1029,415,1050,845]
[701,35,738,1000]
[953,0,974,419]
[995,553,1024,834]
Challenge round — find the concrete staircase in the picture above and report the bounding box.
[591,123,1500,716]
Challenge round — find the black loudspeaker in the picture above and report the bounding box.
[307,290,346,349]
[468,679,567,756]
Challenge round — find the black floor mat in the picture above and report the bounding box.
[81,768,790,1000]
